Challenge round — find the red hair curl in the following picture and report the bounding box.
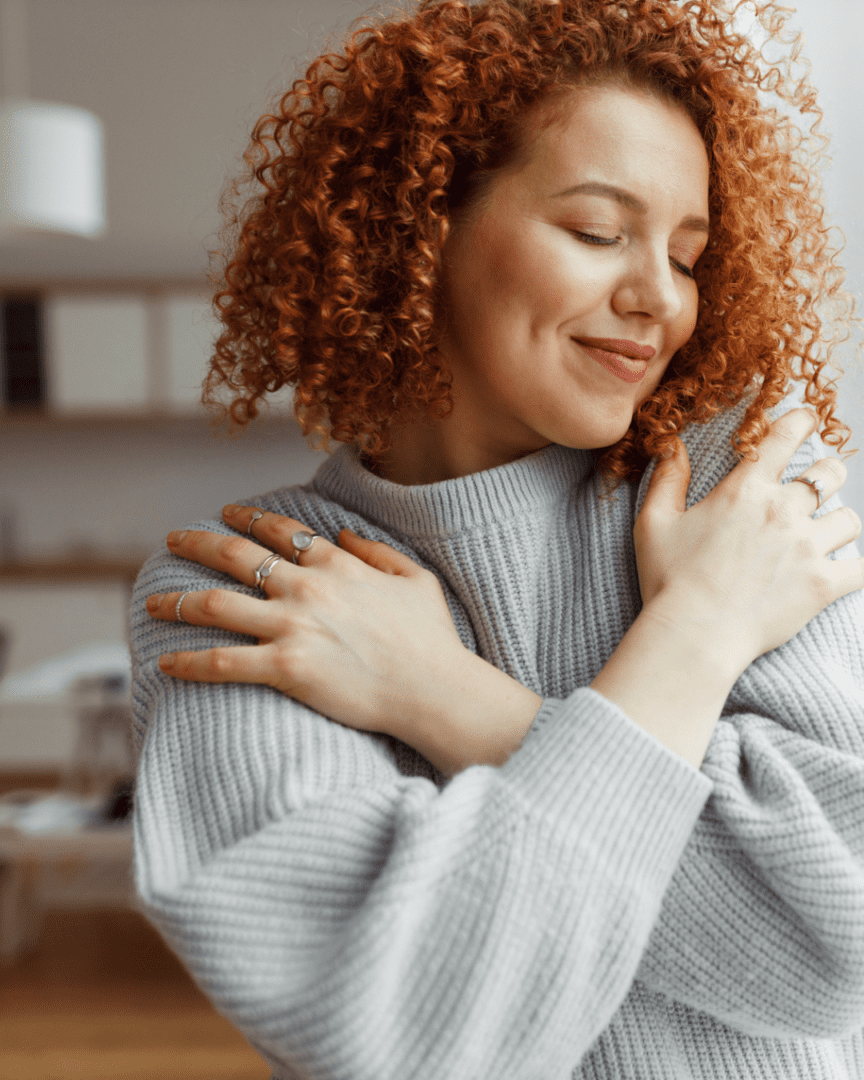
[204,0,859,485]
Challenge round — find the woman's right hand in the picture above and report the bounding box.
[634,408,864,673]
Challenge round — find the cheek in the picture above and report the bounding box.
[524,249,609,319]
[448,234,525,311]
[639,288,700,403]
[636,365,666,406]
[446,220,609,325]
[475,224,578,302]
[491,239,550,299]
[678,283,700,343]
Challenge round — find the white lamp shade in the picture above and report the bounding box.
[1,99,105,238]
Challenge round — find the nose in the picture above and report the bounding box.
[612,243,685,324]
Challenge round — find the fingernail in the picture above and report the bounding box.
[167,530,187,546]
[343,528,359,537]
[223,505,238,518]
[159,653,175,669]
[146,594,161,610]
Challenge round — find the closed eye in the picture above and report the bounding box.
[573,231,619,247]
[571,231,695,280]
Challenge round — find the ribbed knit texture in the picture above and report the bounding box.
[130,394,864,1080]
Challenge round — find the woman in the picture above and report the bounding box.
[132,0,864,1077]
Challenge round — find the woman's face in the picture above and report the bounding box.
[379,83,710,485]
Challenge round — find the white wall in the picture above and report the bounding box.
[780,0,864,514]
[0,417,328,560]
[0,585,130,765]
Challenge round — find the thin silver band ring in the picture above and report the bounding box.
[175,592,191,623]
[247,510,264,536]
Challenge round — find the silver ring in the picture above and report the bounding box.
[792,474,826,512]
[175,592,191,623]
[253,552,282,590]
[247,510,264,536]
[292,531,319,565]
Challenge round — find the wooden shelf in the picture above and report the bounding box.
[0,557,146,586]
[2,408,210,431]
[0,407,300,433]
[0,276,212,295]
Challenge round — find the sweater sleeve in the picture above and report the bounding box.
[633,425,864,1040]
[130,538,711,1080]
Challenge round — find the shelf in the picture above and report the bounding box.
[2,408,204,429]
[0,407,300,433]
[0,276,212,295]
[0,822,133,860]
[0,557,146,586]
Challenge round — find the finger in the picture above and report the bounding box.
[813,504,863,556]
[166,528,296,592]
[158,644,281,685]
[223,505,331,568]
[223,504,289,544]
[801,552,864,609]
[785,456,847,514]
[146,588,283,637]
[641,437,691,517]
[746,408,820,481]
[337,527,429,579]
[829,555,864,601]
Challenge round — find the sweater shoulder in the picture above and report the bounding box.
[132,478,345,601]
[129,484,448,786]
[634,392,821,516]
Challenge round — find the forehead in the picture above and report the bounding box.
[508,84,710,212]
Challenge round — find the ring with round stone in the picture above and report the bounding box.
[247,510,264,537]
[292,531,319,564]
[792,474,827,512]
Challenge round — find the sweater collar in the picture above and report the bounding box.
[311,441,597,538]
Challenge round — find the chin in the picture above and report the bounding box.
[559,415,635,452]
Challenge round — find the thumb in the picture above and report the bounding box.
[337,528,424,577]
[643,437,690,516]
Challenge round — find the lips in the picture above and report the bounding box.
[576,337,657,360]
[573,338,655,385]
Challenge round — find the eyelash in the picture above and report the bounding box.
[573,231,695,281]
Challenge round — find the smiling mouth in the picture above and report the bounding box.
[574,341,650,384]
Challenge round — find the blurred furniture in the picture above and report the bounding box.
[0,819,134,965]
[62,672,135,797]
[0,651,136,966]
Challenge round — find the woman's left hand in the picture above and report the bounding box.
[145,504,478,743]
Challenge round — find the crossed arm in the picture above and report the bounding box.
[132,408,864,1077]
[146,409,862,774]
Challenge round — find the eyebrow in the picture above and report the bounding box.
[551,181,710,235]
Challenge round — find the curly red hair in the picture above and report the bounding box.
[204,0,859,485]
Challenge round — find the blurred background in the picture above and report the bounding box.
[0,1,861,1078]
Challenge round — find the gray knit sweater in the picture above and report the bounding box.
[130,395,864,1080]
